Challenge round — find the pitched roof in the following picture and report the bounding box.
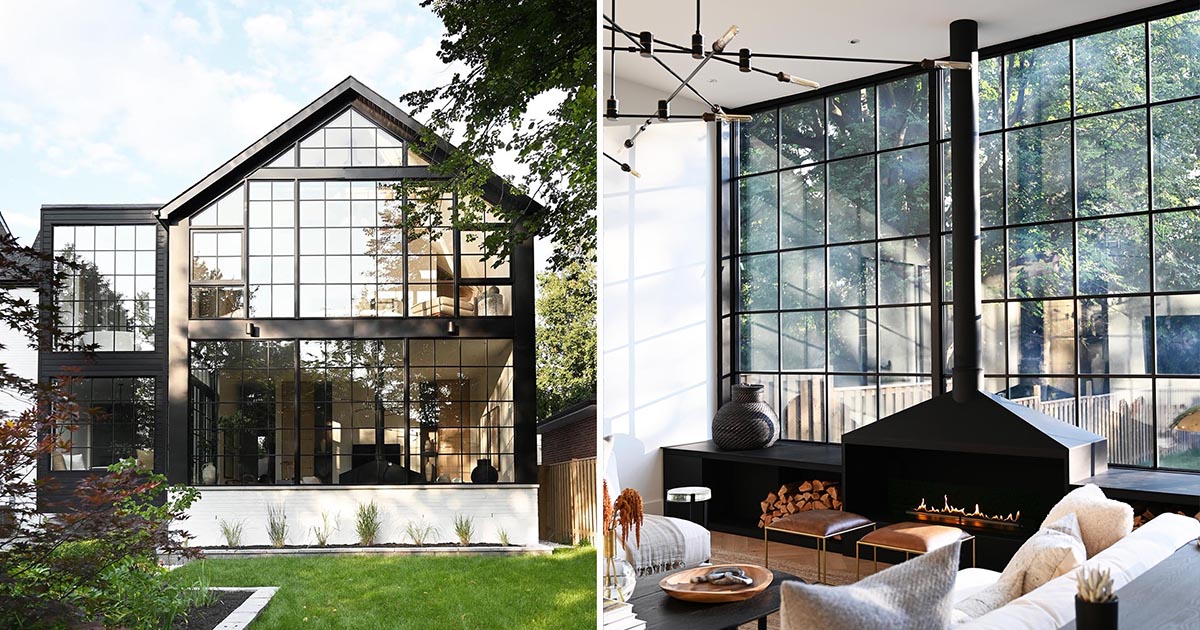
[159,76,543,223]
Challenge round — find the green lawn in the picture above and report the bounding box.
[171,547,596,629]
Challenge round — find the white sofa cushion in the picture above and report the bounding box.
[951,567,1001,604]
[950,514,1084,624]
[781,542,960,630]
[1041,484,1132,558]
[957,513,1200,630]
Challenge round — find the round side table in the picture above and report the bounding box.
[666,486,712,528]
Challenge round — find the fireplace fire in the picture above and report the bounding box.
[909,495,1021,532]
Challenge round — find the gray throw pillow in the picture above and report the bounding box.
[780,542,961,630]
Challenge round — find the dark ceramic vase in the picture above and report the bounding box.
[471,458,499,483]
[712,383,780,450]
[1074,596,1118,630]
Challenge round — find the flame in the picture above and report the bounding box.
[913,495,1021,524]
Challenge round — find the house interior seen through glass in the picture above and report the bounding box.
[730,9,1200,471]
[52,377,156,472]
[189,182,512,319]
[188,338,515,485]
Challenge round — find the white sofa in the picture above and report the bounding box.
[953,513,1200,628]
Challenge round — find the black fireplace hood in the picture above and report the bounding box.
[843,389,1108,480]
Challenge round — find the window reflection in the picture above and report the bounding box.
[54,224,157,351]
[189,339,515,485]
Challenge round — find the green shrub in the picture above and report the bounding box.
[497,526,510,546]
[453,514,475,546]
[355,501,382,545]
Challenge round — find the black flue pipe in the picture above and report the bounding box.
[950,19,983,401]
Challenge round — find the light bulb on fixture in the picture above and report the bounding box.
[776,72,820,89]
[656,99,670,121]
[622,163,642,178]
[712,25,739,53]
[921,59,972,70]
[702,109,753,123]
[692,33,705,59]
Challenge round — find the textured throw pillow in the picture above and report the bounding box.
[1042,484,1132,558]
[780,542,960,630]
[950,514,1085,624]
[1013,513,1085,593]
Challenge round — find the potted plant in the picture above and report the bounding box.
[1076,567,1118,630]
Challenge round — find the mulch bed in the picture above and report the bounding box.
[174,590,252,630]
[213,542,508,549]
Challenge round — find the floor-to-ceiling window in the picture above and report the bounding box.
[188,338,515,485]
[733,72,936,443]
[728,8,1200,471]
[938,10,1200,469]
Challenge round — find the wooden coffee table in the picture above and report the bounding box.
[629,567,800,630]
[1059,539,1200,629]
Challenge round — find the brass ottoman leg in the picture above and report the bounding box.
[763,527,769,568]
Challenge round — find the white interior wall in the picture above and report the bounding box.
[601,120,716,515]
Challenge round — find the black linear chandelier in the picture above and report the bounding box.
[602,0,971,176]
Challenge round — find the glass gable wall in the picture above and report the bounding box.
[728,9,1200,470]
[188,107,512,320]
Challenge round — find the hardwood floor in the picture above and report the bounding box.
[712,530,892,576]
[710,531,893,630]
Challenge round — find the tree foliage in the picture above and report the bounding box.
[400,0,596,271]
[536,258,595,420]
[0,234,201,628]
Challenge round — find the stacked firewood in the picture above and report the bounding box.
[758,480,841,528]
[1131,506,1199,529]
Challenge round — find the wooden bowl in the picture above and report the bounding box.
[659,564,774,603]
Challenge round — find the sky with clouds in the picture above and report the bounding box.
[0,0,546,255]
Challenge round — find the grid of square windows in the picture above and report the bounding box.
[188,338,514,485]
[54,224,158,351]
[52,377,156,471]
[248,181,296,317]
[725,8,1200,472]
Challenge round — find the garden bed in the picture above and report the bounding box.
[196,543,553,559]
[174,590,249,629]
[173,587,277,630]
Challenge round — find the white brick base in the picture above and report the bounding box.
[176,485,539,548]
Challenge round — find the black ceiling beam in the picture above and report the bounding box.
[602,44,917,66]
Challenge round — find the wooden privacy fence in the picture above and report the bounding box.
[538,457,596,545]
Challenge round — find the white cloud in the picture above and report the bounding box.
[244,13,291,45]
[0,132,19,151]
[170,13,203,40]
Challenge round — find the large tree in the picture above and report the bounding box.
[536,259,596,420]
[401,0,596,271]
